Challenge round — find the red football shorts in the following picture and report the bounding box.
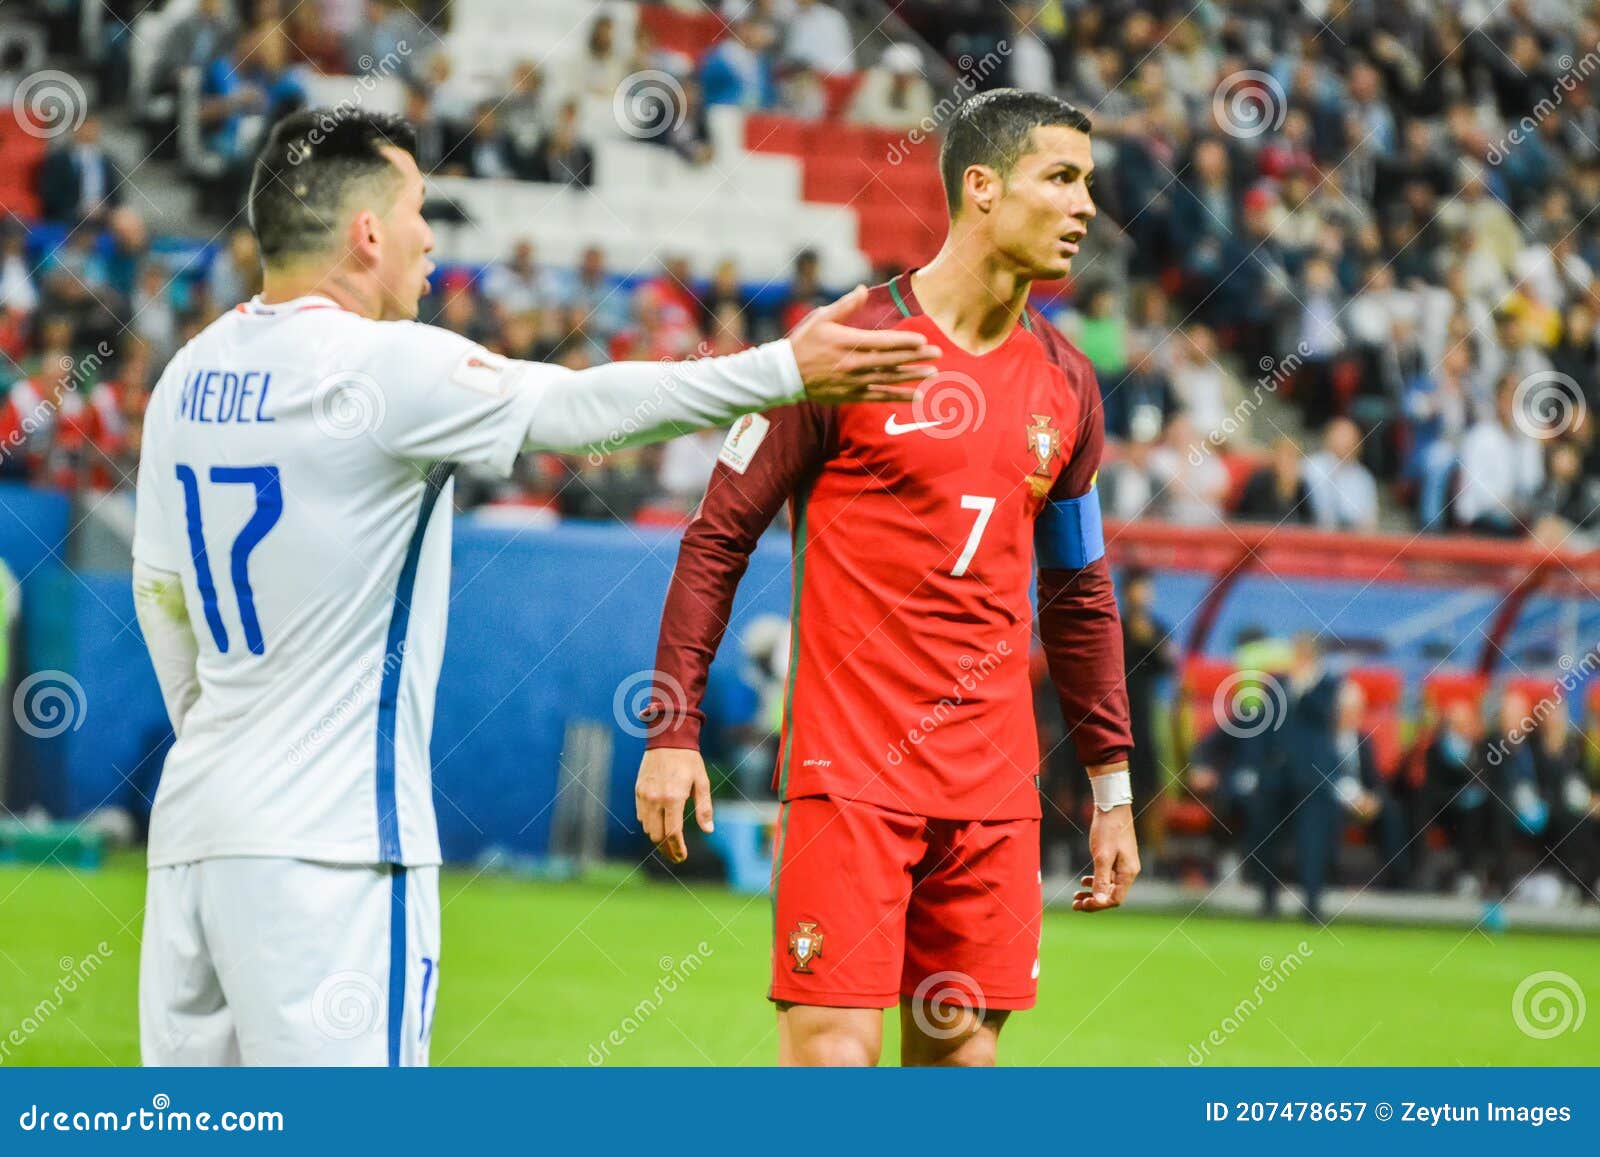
[769,795,1042,1011]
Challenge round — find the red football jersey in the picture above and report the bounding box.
[646,275,1130,820]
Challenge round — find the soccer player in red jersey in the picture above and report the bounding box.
[635,90,1137,1066]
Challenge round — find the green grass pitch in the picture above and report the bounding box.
[0,856,1592,1065]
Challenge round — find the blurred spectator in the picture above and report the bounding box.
[1148,413,1227,526]
[552,246,628,343]
[1168,325,1242,443]
[776,248,829,332]
[701,17,778,110]
[1454,376,1545,534]
[402,85,447,172]
[1330,682,1410,891]
[1426,698,1498,900]
[463,101,517,180]
[1099,435,1160,521]
[344,0,423,80]
[785,0,855,76]
[38,114,121,225]
[778,59,828,121]
[0,225,38,315]
[1005,2,1055,93]
[1068,285,1128,379]
[153,0,238,97]
[1236,437,1313,525]
[1405,343,1474,530]
[847,44,934,130]
[1531,708,1600,904]
[1304,418,1379,532]
[208,227,261,312]
[482,240,556,322]
[530,102,594,188]
[558,12,626,104]
[500,60,550,171]
[1105,339,1176,444]
[1528,439,1600,547]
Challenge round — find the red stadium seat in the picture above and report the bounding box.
[820,74,863,121]
[638,4,725,59]
[1421,672,1489,718]
[744,114,809,156]
[1180,655,1235,744]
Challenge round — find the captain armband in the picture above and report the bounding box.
[1035,483,1106,570]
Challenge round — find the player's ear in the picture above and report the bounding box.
[964,164,1000,214]
[346,208,383,269]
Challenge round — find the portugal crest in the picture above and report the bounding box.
[787,920,824,973]
[1026,413,1061,496]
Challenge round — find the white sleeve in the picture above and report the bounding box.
[133,560,201,738]
[517,339,805,455]
[369,322,544,476]
[132,364,184,572]
[373,321,806,468]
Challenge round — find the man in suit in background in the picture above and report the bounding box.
[38,114,121,225]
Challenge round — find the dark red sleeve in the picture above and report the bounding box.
[1035,332,1133,770]
[640,403,833,749]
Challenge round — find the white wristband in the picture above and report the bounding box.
[1090,770,1133,812]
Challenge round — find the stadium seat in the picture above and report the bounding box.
[637,2,725,58]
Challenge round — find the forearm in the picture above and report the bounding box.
[132,561,201,737]
[521,340,804,456]
[1038,557,1133,770]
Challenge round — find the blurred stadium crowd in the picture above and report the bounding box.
[0,0,1598,541]
[1,1,1598,909]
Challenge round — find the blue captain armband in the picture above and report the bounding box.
[1035,484,1106,570]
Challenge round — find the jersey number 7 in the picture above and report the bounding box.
[176,464,283,656]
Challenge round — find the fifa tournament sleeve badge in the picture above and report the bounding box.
[787,920,824,973]
[1026,414,1061,497]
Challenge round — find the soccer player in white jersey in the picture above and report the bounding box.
[131,110,939,1066]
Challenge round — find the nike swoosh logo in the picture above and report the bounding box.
[884,415,946,436]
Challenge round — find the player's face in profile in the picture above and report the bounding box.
[990,124,1096,280]
[372,146,436,321]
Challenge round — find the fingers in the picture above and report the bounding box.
[692,767,715,834]
[810,284,868,322]
[660,796,687,863]
[828,325,942,355]
[1092,853,1115,907]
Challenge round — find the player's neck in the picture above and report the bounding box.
[260,264,383,320]
[909,241,1031,356]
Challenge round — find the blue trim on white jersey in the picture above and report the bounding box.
[388,867,407,1067]
[1035,483,1106,570]
[374,462,456,864]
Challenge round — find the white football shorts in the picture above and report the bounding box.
[140,858,440,1066]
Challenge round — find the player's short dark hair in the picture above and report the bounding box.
[247,109,419,264]
[939,89,1092,214]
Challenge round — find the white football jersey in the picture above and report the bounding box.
[134,295,543,868]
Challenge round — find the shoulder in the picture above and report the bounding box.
[843,281,911,330]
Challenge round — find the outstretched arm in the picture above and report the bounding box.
[635,403,833,862]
